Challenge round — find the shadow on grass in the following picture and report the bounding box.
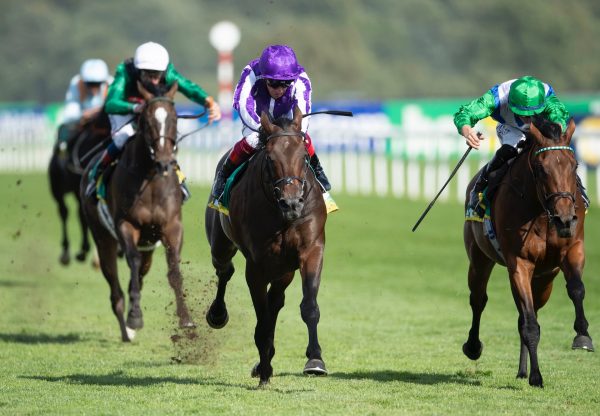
[0,279,36,287]
[23,372,313,393]
[0,332,81,344]
[300,370,482,386]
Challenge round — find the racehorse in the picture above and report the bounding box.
[463,117,594,387]
[81,81,195,342]
[48,113,110,265]
[205,106,328,386]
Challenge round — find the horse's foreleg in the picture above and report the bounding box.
[247,265,272,386]
[75,197,91,262]
[119,222,144,331]
[206,222,237,329]
[163,221,195,329]
[96,239,129,341]
[563,241,594,351]
[56,194,70,265]
[510,260,543,387]
[299,246,327,376]
[463,241,495,361]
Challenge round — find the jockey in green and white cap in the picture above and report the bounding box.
[454,76,574,214]
[85,41,221,201]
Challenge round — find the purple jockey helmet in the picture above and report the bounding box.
[258,45,301,80]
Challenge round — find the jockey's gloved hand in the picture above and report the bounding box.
[133,103,145,114]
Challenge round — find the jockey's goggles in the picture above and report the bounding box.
[266,79,293,89]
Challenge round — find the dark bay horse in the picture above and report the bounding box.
[205,106,328,386]
[81,81,195,342]
[463,117,594,387]
[48,113,110,265]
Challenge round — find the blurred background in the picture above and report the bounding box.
[2,0,600,202]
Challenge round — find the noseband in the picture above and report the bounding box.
[532,145,577,216]
[264,131,310,200]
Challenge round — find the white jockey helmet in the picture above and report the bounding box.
[80,59,110,83]
[134,42,169,71]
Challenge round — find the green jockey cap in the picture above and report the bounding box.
[508,76,547,116]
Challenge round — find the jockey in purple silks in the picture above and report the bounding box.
[210,44,331,202]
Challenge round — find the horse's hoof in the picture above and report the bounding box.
[59,252,70,266]
[124,326,136,341]
[303,358,328,376]
[75,251,87,262]
[180,320,197,329]
[572,335,595,351]
[529,372,543,388]
[206,308,229,329]
[251,362,260,378]
[462,341,483,360]
[126,315,144,330]
[257,379,269,388]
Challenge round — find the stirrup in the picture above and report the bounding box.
[208,198,229,216]
[323,191,339,214]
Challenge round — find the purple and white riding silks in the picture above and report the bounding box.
[232,58,312,149]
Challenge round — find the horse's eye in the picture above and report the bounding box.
[534,164,546,177]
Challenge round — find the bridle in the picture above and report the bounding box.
[530,145,577,217]
[263,131,311,202]
[142,97,178,166]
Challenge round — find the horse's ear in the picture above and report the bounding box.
[529,120,544,143]
[166,81,178,100]
[260,111,274,134]
[292,105,303,130]
[564,117,576,142]
[137,81,154,101]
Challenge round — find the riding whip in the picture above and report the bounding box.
[412,138,478,232]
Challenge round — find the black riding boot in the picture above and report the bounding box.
[211,158,237,200]
[310,154,331,191]
[468,144,518,211]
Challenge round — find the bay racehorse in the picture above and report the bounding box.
[205,106,328,386]
[48,112,110,265]
[81,81,195,342]
[463,117,594,387]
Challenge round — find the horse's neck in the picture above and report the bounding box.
[121,133,152,169]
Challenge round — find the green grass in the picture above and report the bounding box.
[0,173,599,415]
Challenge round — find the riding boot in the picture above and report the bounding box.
[310,153,331,191]
[85,145,118,199]
[468,144,518,212]
[211,158,238,201]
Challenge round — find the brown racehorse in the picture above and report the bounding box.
[463,117,594,387]
[81,81,195,342]
[48,113,110,265]
[205,106,328,386]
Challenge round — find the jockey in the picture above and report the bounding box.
[57,59,112,157]
[454,75,579,213]
[86,41,222,201]
[210,44,331,202]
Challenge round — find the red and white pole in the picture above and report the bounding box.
[209,21,241,122]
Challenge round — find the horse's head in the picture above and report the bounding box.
[136,81,179,176]
[528,117,578,237]
[259,106,309,221]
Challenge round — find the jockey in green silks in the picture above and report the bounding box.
[85,41,221,201]
[453,75,587,214]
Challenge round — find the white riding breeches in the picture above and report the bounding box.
[109,114,136,149]
[241,127,260,149]
[496,124,526,148]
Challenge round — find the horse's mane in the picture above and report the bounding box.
[258,115,296,144]
[140,82,171,98]
[531,115,565,142]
